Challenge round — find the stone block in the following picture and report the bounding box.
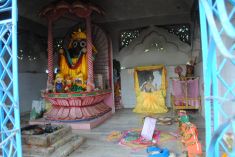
[22,125,71,147]
[23,134,85,157]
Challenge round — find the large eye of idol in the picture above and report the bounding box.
[72,40,79,48]
[80,40,87,48]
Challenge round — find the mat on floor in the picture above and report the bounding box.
[107,128,178,150]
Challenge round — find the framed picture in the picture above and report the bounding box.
[137,69,162,93]
[133,65,168,114]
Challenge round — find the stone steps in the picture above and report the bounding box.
[23,133,85,157]
[50,135,84,157]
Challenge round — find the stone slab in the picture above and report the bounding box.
[22,125,71,147]
[30,110,113,130]
[23,134,84,157]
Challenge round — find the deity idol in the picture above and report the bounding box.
[54,73,64,93]
[57,28,97,91]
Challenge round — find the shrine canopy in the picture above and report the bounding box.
[39,0,104,21]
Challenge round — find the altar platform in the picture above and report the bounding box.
[29,110,112,130]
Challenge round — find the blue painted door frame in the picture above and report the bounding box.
[0,0,22,156]
[199,0,235,156]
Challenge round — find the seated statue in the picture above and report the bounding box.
[185,57,196,79]
[64,75,73,92]
[71,73,86,92]
[54,73,64,93]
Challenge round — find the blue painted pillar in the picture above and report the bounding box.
[0,30,6,157]
[12,0,23,156]
[0,0,22,156]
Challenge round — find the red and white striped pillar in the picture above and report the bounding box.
[47,20,54,85]
[86,16,94,91]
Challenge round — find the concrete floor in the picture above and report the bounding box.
[68,109,205,157]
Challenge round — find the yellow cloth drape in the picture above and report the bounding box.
[133,65,168,114]
[59,54,88,81]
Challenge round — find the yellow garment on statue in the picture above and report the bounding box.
[133,65,168,114]
[59,54,88,81]
[133,90,168,114]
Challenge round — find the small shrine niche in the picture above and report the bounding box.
[39,0,114,122]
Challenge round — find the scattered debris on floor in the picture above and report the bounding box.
[105,110,205,157]
[156,117,174,125]
[119,129,160,150]
[106,131,123,142]
[146,146,176,157]
[106,129,178,151]
[141,116,178,126]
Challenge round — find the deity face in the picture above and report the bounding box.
[186,65,194,74]
[66,79,72,85]
[75,79,82,85]
[69,39,87,58]
[59,48,64,54]
[148,75,154,83]
[56,77,63,83]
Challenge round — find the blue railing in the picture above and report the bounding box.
[0,0,22,156]
[199,0,235,156]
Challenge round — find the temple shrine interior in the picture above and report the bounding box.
[0,0,234,156]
